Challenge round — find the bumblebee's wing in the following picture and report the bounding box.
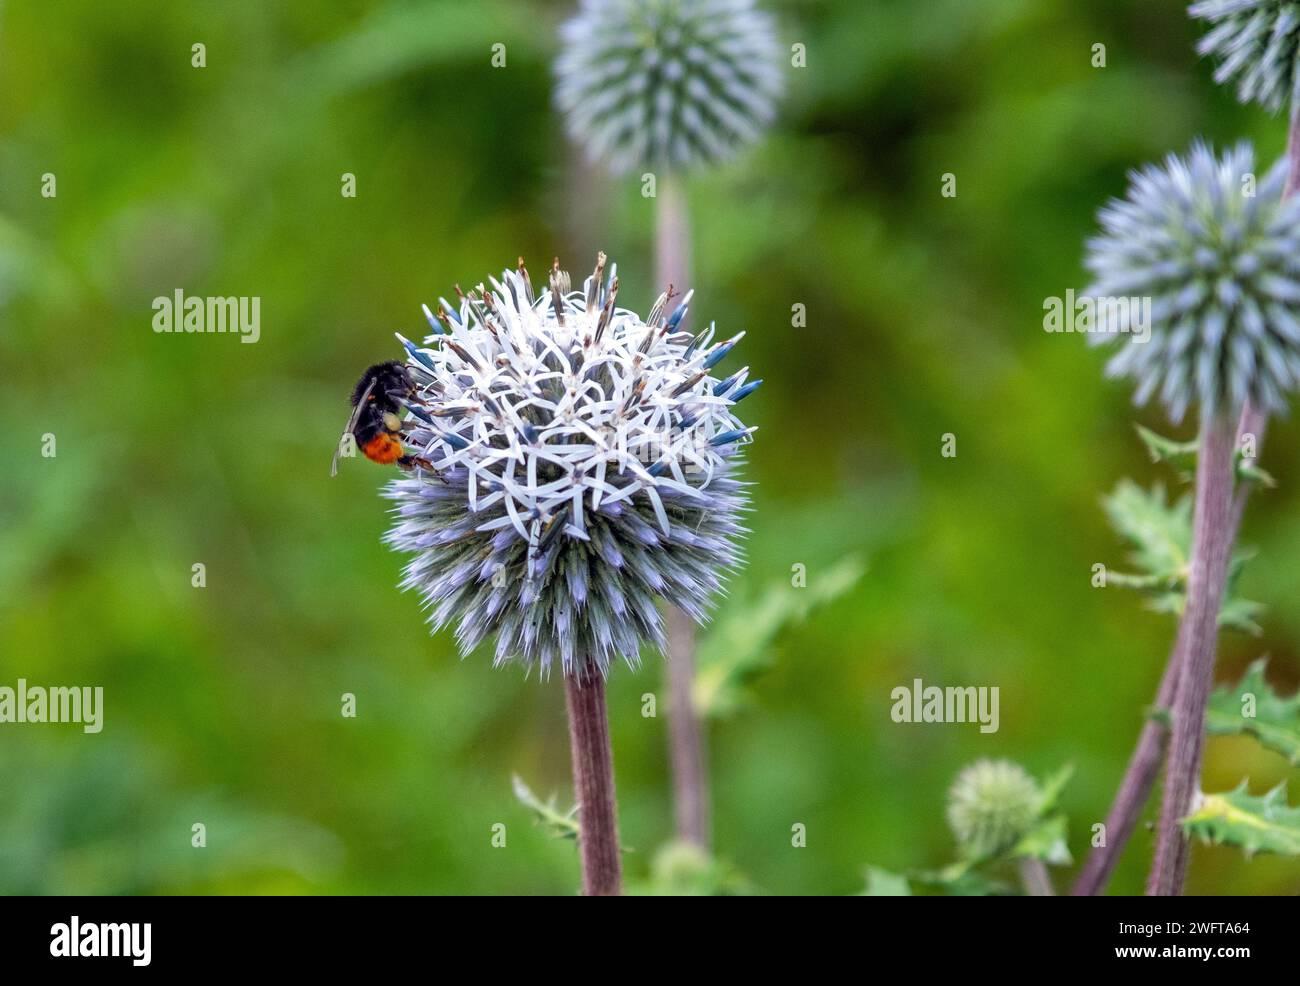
[330,377,378,477]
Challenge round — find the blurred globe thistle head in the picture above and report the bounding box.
[1190,0,1300,113]
[946,759,1040,861]
[1084,140,1300,423]
[555,0,784,175]
[384,254,758,680]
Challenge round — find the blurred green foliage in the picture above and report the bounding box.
[3,0,1300,895]
[694,553,866,718]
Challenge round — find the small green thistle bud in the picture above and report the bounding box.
[946,759,1041,860]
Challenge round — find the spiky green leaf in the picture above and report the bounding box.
[1135,424,1275,487]
[1104,479,1188,577]
[1102,480,1261,633]
[1183,783,1300,858]
[1012,813,1072,866]
[1206,659,1300,766]
[1135,424,1198,474]
[511,774,579,842]
[1035,764,1074,815]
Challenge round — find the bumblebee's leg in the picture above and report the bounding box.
[397,454,436,472]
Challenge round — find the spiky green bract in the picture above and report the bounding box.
[946,760,1041,861]
[1085,141,1300,422]
[383,256,756,680]
[1190,1,1300,113]
[555,0,783,175]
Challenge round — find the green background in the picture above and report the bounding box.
[2,0,1298,895]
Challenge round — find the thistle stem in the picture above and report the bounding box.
[1137,112,1298,895]
[667,605,710,846]
[1019,858,1056,897]
[564,672,622,896]
[655,172,691,298]
[1072,403,1265,895]
[655,171,711,848]
[1231,405,1268,536]
[1286,108,1300,199]
[1146,413,1237,896]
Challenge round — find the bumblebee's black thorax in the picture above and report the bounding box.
[349,360,416,446]
[351,360,414,410]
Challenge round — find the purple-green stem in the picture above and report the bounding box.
[564,671,622,896]
[656,172,711,848]
[1146,413,1237,895]
[1019,858,1055,896]
[667,605,709,845]
[1072,405,1266,896]
[1135,112,1300,892]
[1288,108,1300,200]
[1071,109,1299,896]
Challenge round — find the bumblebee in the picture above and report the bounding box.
[330,361,428,476]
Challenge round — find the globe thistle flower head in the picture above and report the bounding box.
[946,759,1040,861]
[1190,0,1300,113]
[555,0,784,175]
[1084,140,1300,423]
[384,254,758,680]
